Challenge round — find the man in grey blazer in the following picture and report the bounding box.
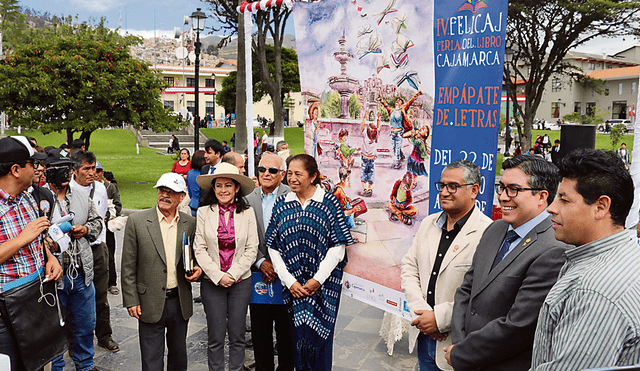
[245,153,294,371]
[121,173,202,371]
[445,156,567,371]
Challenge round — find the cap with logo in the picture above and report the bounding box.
[96,162,103,170]
[154,173,187,193]
[45,148,76,167]
[0,136,47,163]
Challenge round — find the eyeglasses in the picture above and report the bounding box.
[258,166,280,175]
[23,160,35,168]
[495,183,544,198]
[434,182,472,194]
[157,187,179,195]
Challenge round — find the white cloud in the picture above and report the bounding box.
[71,0,119,12]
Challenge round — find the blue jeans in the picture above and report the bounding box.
[51,273,96,371]
[361,157,375,184]
[391,131,403,164]
[417,334,442,371]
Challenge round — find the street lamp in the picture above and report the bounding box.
[190,8,206,151]
[504,48,514,156]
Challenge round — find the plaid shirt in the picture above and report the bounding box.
[0,187,45,292]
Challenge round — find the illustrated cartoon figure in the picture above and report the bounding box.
[388,171,417,225]
[334,128,356,169]
[333,166,362,229]
[360,110,381,197]
[309,102,322,159]
[406,121,430,181]
[378,91,423,169]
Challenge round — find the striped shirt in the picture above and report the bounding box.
[531,230,640,370]
[0,188,45,292]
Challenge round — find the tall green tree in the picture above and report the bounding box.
[0,18,175,149]
[216,45,300,112]
[0,0,26,56]
[506,0,640,150]
[203,0,295,141]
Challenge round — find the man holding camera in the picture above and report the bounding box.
[0,136,63,370]
[70,150,119,353]
[45,148,102,371]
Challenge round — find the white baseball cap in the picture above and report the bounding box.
[153,173,187,193]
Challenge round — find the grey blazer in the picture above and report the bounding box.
[450,215,567,371]
[121,207,197,324]
[244,184,290,270]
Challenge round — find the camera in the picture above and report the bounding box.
[46,166,71,187]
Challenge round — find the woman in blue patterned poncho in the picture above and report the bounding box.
[266,154,355,371]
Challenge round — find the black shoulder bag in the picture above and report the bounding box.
[0,191,67,371]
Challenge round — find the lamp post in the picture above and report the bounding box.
[504,48,513,156]
[190,8,206,151]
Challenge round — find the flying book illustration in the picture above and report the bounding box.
[374,0,398,25]
[459,0,487,13]
[391,13,407,34]
[357,24,374,38]
[357,32,383,59]
[394,70,421,90]
[390,34,414,68]
[376,54,390,73]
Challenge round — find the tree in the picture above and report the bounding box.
[610,124,625,149]
[202,0,247,152]
[505,0,640,151]
[203,0,294,141]
[0,0,26,56]
[216,45,300,111]
[216,71,238,111]
[0,18,176,149]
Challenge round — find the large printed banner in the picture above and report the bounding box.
[292,0,507,318]
[429,0,508,215]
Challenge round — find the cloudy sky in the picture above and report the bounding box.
[19,0,296,39]
[18,0,638,55]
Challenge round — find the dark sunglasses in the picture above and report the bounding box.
[257,166,280,174]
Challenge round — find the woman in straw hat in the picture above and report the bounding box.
[193,162,258,371]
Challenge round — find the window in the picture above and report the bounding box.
[619,83,623,95]
[187,78,196,87]
[205,78,215,88]
[187,101,195,116]
[586,102,596,116]
[633,82,637,94]
[551,78,562,92]
[163,100,174,109]
[164,77,175,86]
[206,101,214,115]
[588,62,596,70]
[574,102,581,114]
[551,102,560,118]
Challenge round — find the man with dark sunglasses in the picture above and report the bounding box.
[446,155,567,371]
[245,154,294,371]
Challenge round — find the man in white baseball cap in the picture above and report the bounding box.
[121,172,201,371]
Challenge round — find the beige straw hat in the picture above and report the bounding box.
[196,162,255,197]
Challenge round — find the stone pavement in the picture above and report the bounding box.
[57,229,419,371]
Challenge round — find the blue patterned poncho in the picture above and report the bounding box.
[265,190,354,369]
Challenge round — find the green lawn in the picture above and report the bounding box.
[7,126,630,209]
[7,129,176,209]
[200,127,305,155]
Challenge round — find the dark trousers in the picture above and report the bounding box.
[201,279,252,371]
[250,303,294,371]
[0,315,27,371]
[92,242,113,342]
[106,231,117,288]
[138,296,189,371]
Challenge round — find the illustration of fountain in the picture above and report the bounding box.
[328,31,359,118]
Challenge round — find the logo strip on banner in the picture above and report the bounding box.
[429,0,509,217]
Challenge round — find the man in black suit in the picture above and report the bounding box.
[445,155,567,371]
[244,154,294,371]
[199,139,224,205]
[550,140,561,165]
